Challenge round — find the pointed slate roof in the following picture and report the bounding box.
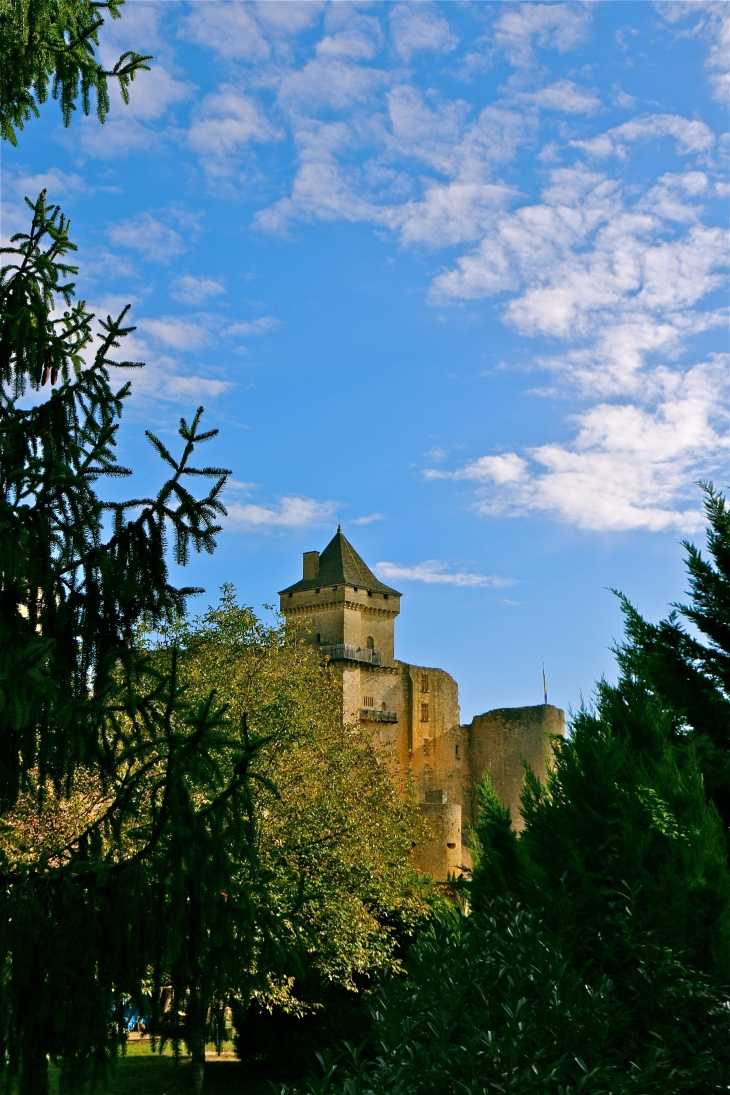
[279,526,401,596]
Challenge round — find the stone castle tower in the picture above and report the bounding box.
[279,527,564,879]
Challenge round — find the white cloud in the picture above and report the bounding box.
[8,167,87,204]
[385,84,471,174]
[224,316,282,338]
[390,5,458,61]
[170,275,226,305]
[278,51,389,115]
[522,78,601,115]
[188,87,282,166]
[180,4,271,62]
[111,332,233,405]
[108,213,186,264]
[640,171,709,223]
[432,359,727,533]
[136,316,209,351]
[227,496,337,531]
[317,18,382,62]
[133,365,232,404]
[256,2,325,36]
[390,182,514,249]
[375,560,516,588]
[430,163,727,397]
[351,513,385,525]
[571,113,715,159]
[493,2,594,67]
[656,1,730,104]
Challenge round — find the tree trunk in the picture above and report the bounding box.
[188,986,206,1095]
[190,1051,205,1095]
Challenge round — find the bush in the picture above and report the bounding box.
[285,897,730,1095]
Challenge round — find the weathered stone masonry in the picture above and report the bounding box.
[279,527,564,880]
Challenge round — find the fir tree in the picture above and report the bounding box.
[0,193,253,1095]
[0,0,151,144]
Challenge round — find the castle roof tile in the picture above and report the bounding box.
[279,526,401,596]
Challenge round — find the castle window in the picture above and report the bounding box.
[363,696,374,708]
[332,586,337,591]
[288,593,293,598]
[366,636,374,650]
[383,594,388,600]
[446,842,456,849]
[316,633,320,643]
[315,588,320,594]
[367,590,372,597]
[420,674,429,694]
[455,743,460,759]
[420,703,429,723]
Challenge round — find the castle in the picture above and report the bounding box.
[279,527,564,879]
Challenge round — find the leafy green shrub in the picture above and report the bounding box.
[285,897,730,1095]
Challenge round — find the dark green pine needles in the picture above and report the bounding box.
[0,0,151,145]
[0,194,279,1095]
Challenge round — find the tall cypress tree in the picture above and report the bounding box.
[616,483,730,837]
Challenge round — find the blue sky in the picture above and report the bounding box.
[3,1,728,721]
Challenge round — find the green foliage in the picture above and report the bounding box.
[0,0,151,145]
[154,590,436,1018]
[470,772,520,905]
[0,192,227,804]
[286,504,730,1095]
[509,676,730,979]
[615,483,730,833]
[0,194,243,1094]
[285,898,730,1095]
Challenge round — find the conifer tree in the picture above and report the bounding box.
[0,193,252,1094]
[0,0,151,144]
[616,483,730,835]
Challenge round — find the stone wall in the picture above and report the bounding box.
[466,705,565,831]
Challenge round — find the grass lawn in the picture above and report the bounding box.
[47,1041,281,1095]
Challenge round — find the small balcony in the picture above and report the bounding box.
[320,643,382,666]
[360,708,398,723]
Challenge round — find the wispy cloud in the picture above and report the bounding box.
[492,2,593,67]
[227,496,337,531]
[351,512,385,525]
[374,560,516,588]
[520,78,601,115]
[389,4,458,61]
[108,213,186,264]
[427,358,727,533]
[656,1,730,104]
[188,87,283,173]
[570,113,715,159]
[170,275,225,305]
[136,316,210,351]
[111,331,233,404]
[224,316,282,338]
